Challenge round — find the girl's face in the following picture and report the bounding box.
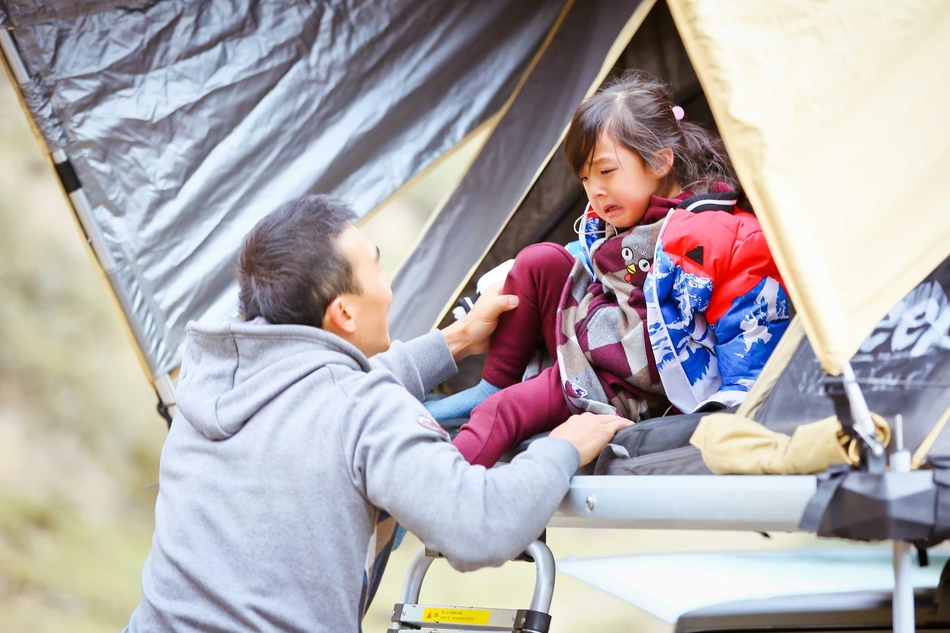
[579,132,672,229]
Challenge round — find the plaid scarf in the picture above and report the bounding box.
[556,206,673,420]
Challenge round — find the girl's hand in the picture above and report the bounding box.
[549,412,632,466]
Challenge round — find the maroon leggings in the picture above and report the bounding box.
[452,243,575,467]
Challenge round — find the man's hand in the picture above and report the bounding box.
[549,412,633,466]
[441,283,518,361]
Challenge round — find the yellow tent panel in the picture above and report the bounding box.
[670,0,950,374]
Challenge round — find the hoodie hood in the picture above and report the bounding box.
[175,317,370,440]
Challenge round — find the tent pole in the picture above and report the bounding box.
[891,415,915,633]
[893,540,915,633]
[51,149,119,270]
[0,27,30,84]
[51,149,166,378]
[3,24,177,399]
[841,362,885,460]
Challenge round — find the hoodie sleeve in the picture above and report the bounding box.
[369,331,457,400]
[339,371,578,571]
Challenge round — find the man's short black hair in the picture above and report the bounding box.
[237,195,359,328]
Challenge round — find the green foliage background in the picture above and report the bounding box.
[0,71,166,631]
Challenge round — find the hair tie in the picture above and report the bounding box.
[671,105,685,122]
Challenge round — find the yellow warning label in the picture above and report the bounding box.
[422,608,491,624]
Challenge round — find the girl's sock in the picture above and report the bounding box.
[424,379,501,421]
[393,524,408,550]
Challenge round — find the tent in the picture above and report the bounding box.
[3,0,950,629]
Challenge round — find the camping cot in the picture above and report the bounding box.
[3,0,950,630]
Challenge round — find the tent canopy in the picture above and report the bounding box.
[0,0,566,378]
[2,0,949,386]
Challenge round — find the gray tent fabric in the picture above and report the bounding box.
[389,0,647,342]
[0,0,565,378]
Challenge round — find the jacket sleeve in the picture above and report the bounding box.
[340,372,579,572]
[704,226,791,403]
[369,331,457,401]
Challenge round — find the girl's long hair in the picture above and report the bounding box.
[564,70,740,199]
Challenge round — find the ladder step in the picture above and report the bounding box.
[393,603,519,630]
[392,604,551,632]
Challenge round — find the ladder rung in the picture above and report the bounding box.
[391,629,507,633]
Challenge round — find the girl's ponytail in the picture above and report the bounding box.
[675,120,739,196]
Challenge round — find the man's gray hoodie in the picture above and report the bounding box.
[126,317,580,632]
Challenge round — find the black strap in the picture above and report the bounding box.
[799,465,850,532]
[824,379,855,435]
[155,390,173,429]
[514,609,552,633]
[53,158,82,194]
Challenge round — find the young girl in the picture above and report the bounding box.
[426,71,791,467]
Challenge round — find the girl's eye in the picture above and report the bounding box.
[600,169,614,175]
[579,176,588,183]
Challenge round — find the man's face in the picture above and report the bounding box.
[335,224,393,357]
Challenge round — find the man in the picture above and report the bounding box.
[126,195,629,632]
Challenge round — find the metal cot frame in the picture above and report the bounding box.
[550,472,925,632]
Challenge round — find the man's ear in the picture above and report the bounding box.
[322,295,356,336]
[655,147,675,178]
